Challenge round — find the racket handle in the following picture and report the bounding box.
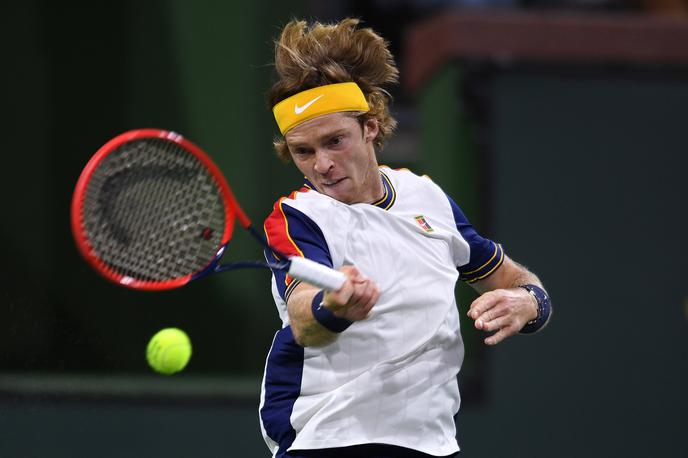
[288,257,347,291]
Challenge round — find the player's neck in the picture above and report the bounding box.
[359,165,385,205]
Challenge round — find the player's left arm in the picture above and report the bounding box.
[444,192,552,345]
[468,256,550,345]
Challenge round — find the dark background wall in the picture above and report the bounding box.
[1,0,305,377]
[2,1,687,457]
[462,68,688,457]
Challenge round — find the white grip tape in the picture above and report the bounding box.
[287,257,346,291]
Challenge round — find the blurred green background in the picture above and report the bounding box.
[1,1,687,457]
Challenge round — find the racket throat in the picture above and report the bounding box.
[213,260,289,273]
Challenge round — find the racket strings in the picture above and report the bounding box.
[82,138,226,282]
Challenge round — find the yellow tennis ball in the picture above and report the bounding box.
[146,328,192,375]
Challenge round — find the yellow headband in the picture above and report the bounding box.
[272,82,370,135]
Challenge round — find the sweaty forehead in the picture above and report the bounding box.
[285,112,358,144]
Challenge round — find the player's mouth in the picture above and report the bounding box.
[321,177,347,189]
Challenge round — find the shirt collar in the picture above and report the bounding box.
[302,170,396,210]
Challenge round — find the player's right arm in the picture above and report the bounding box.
[264,195,379,347]
[287,266,379,347]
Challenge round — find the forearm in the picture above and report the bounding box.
[287,283,338,347]
[503,260,542,290]
[472,256,543,295]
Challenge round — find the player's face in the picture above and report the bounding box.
[285,113,381,205]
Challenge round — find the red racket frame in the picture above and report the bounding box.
[71,129,252,291]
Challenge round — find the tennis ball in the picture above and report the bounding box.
[146,328,192,375]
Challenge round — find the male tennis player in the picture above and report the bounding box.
[260,19,551,458]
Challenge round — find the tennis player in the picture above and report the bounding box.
[260,19,552,458]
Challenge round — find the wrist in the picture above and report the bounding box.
[517,284,552,334]
[523,288,539,322]
[311,290,353,333]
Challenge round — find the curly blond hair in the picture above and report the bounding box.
[269,18,399,162]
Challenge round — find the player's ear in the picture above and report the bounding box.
[362,117,379,143]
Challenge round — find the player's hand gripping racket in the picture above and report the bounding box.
[71,129,346,292]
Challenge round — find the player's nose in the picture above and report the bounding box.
[313,150,334,174]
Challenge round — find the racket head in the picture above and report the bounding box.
[71,129,239,290]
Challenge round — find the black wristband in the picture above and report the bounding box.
[311,290,353,333]
[518,284,552,334]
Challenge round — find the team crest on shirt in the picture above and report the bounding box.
[414,215,434,232]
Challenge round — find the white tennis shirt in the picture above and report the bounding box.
[260,167,504,457]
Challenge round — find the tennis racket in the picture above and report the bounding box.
[70,128,346,292]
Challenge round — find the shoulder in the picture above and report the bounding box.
[379,166,441,190]
[265,186,341,224]
[379,166,448,204]
[263,186,348,247]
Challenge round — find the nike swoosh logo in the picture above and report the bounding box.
[294,95,324,115]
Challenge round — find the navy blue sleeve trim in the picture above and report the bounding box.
[263,204,333,302]
[446,194,505,283]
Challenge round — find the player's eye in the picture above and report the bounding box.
[328,136,344,147]
[292,147,312,156]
